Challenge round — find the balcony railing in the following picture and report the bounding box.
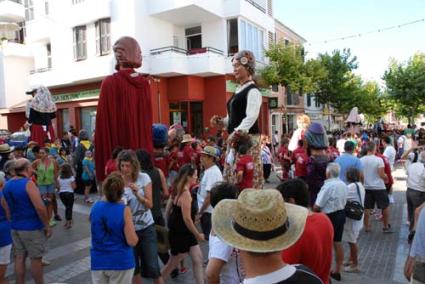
[150,46,224,56]
[30,67,51,75]
[245,0,266,13]
[0,0,22,3]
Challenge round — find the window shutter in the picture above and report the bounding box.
[267,0,273,16]
[95,21,100,56]
[73,28,77,60]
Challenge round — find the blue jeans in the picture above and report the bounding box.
[133,224,161,278]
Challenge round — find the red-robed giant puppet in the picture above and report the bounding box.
[94,36,153,182]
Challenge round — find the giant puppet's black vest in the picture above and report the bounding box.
[227,83,260,134]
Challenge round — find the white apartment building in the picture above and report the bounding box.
[0,0,33,129]
[1,0,280,138]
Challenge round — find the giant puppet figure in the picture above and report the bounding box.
[25,86,56,145]
[345,107,362,135]
[94,36,153,182]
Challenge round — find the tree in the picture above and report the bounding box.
[357,81,387,123]
[261,43,325,94]
[314,49,359,112]
[383,53,425,124]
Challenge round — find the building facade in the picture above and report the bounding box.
[269,19,306,138]
[1,0,284,139]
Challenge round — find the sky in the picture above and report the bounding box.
[274,0,425,83]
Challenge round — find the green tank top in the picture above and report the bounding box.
[36,160,55,185]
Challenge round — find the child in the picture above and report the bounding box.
[235,142,254,192]
[56,147,69,167]
[58,164,76,228]
[82,150,95,203]
[277,138,291,181]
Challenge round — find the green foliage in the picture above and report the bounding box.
[383,53,425,124]
[261,43,324,94]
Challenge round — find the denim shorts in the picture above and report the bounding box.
[38,184,56,195]
[133,224,161,278]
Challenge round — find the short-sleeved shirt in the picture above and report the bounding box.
[315,178,347,214]
[335,153,363,184]
[82,158,95,181]
[360,155,386,190]
[282,213,333,284]
[208,234,241,284]
[123,172,154,231]
[383,145,396,169]
[407,162,425,192]
[58,177,75,193]
[198,165,223,214]
[236,155,254,190]
[243,264,323,284]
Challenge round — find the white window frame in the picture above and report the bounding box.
[238,18,265,62]
[73,25,87,61]
[95,18,111,56]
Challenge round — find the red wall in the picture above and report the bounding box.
[167,76,205,102]
[6,113,26,132]
[204,76,227,136]
[150,78,170,125]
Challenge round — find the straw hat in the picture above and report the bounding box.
[201,145,219,159]
[181,134,193,144]
[212,189,308,253]
[0,144,14,154]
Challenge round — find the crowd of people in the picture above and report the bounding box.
[0,48,425,284]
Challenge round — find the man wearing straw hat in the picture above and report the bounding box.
[212,189,323,283]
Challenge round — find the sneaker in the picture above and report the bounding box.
[345,266,360,273]
[49,219,57,227]
[180,267,188,274]
[42,259,50,266]
[389,194,395,204]
[383,224,393,233]
[54,215,62,221]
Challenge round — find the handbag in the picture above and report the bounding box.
[344,183,364,221]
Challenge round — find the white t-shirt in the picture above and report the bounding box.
[360,155,386,190]
[336,138,347,154]
[347,182,366,227]
[58,177,75,193]
[383,145,396,169]
[198,165,223,214]
[208,234,242,284]
[407,162,425,192]
[123,172,154,231]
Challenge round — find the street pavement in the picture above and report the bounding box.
[5,167,411,283]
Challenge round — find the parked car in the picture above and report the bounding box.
[8,131,29,148]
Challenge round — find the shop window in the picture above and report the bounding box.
[62,109,70,134]
[80,107,96,139]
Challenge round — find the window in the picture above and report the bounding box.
[44,0,49,15]
[239,19,264,61]
[287,114,295,132]
[24,0,34,21]
[73,26,87,60]
[72,0,85,4]
[46,43,52,68]
[307,93,312,107]
[185,26,202,51]
[286,87,299,106]
[80,107,97,138]
[227,19,238,55]
[284,39,290,47]
[95,18,111,56]
[315,96,321,108]
[271,84,279,92]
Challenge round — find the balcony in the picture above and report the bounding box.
[25,17,51,42]
[65,0,111,27]
[147,0,222,25]
[0,0,25,22]
[149,46,229,76]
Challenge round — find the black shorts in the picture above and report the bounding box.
[327,210,346,242]
[364,189,389,210]
[168,230,198,256]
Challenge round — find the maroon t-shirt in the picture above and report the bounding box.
[282,212,333,284]
[291,146,308,177]
[236,155,254,190]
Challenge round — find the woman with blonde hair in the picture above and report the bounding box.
[289,114,311,152]
[161,164,204,284]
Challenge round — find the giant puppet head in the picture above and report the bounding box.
[113,36,142,71]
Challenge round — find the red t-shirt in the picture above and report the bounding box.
[104,159,117,177]
[282,212,333,284]
[375,153,394,188]
[154,155,169,178]
[168,148,180,172]
[179,144,194,165]
[291,146,308,177]
[236,155,254,190]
